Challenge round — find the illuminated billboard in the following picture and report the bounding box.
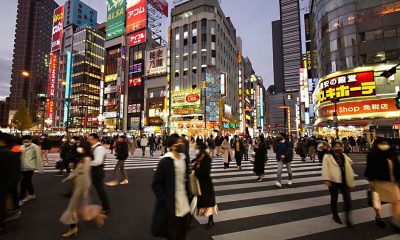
[145,46,167,76]
[126,0,147,34]
[129,76,142,87]
[128,29,147,46]
[47,53,58,119]
[51,5,64,52]
[317,71,376,104]
[171,89,202,115]
[106,0,126,40]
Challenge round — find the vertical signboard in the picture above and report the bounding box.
[47,52,58,119]
[128,29,147,46]
[63,51,72,124]
[106,0,126,40]
[126,0,147,34]
[51,5,64,52]
[145,46,167,76]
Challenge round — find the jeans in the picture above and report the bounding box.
[329,182,352,218]
[20,170,35,199]
[142,147,146,156]
[243,149,249,161]
[277,160,292,183]
[91,166,110,211]
[113,160,128,181]
[150,144,155,156]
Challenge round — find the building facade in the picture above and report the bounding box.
[170,0,240,136]
[311,0,400,139]
[9,0,58,124]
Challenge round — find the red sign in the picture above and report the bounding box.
[317,71,376,104]
[47,52,57,118]
[148,0,168,17]
[128,30,146,46]
[128,104,141,113]
[317,99,398,119]
[126,0,147,34]
[51,5,64,52]
[129,77,142,87]
[186,94,200,103]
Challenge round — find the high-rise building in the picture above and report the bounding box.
[8,0,58,124]
[272,20,284,93]
[169,0,240,136]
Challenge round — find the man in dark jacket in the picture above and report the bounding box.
[106,135,129,186]
[55,136,72,176]
[215,135,223,156]
[275,133,293,188]
[151,134,191,240]
[149,134,156,156]
[0,133,21,231]
[233,135,244,169]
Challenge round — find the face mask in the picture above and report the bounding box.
[77,147,84,154]
[378,144,390,151]
[71,139,76,143]
[175,145,185,153]
[195,149,200,155]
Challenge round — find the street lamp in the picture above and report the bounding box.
[278,106,291,136]
[22,71,30,77]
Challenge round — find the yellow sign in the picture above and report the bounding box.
[105,74,118,83]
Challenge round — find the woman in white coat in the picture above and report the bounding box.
[221,136,231,169]
[322,141,355,227]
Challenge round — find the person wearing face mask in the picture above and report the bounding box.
[192,143,217,229]
[19,135,43,206]
[365,138,400,229]
[322,141,355,227]
[233,135,244,170]
[221,136,232,169]
[275,133,293,188]
[151,134,191,240]
[55,136,72,176]
[60,141,106,237]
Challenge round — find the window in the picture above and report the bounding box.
[384,29,397,38]
[192,36,197,44]
[211,35,216,42]
[192,52,197,59]
[330,39,338,52]
[341,34,356,48]
[184,39,188,46]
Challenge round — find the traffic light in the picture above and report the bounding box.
[396,91,400,109]
[326,120,331,128]
[380,66,397,78]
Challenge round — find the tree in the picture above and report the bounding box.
[12,99,33,131]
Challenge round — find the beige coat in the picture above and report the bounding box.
[322,153,355,188]
[221,140,231,163]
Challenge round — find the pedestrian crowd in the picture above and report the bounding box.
[1,130,399,239]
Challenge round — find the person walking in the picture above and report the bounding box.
[275,134,293,188]
[192,143,218,229]
[342,137,351,155]
[87,134,110,214]
[39,134,51,166]
[60,141,106,237]
[106,135,129,186]
[254,135,267,182]
[308,136,317,162]
[151,134,191,240]
[215,135,222,157]
[56,136,72,176]
[221,136,231,169]
[20,135,43,206]
[129,136,137,156]
[109,136,116,154]
[206,135,216,158]
[140,135,149,157]
[149,134,156,157]
[317,140,330,163]
[365,138,400,229]
[322,141,355,227]
[243,137,249,162]
[295,137,307,162]
[233,135,244,170]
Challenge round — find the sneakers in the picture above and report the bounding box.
[288,180,293,186]
[22,195,36,202]
[105,181,119,186]
[274,182,282,188]
[256,177,263,182]
[120,179,129,185]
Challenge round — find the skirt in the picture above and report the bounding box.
[372,181,400,203]
[194,205,219,218]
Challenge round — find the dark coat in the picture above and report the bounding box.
[365,149,400,183]
[41,139,52,150]
[233,139,244,153]
[194,154,216,208]
[116,141,129,161]
[60,142,72,160]
[151,156,190,239]
[253,142,267,176]
[70,143,79,166]
[276,140,293,163]
[0,147,20,194]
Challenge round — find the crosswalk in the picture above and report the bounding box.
[44,148,397,239]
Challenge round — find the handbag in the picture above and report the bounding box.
[189,170,202,196]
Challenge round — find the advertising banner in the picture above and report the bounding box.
[148,0,168,16]
[129,77,142,87]
[104,98,117,106]
[317,71,376,104]
[106,0,126,40]
[129,60,144,75]
[128,104,141,113]
[145,46,167,76]
[105,74,118,83]
[47,53,58,119]
[126,0,147,34]
[51,5,64,52]
[224,104,232,119]
[128,29,146,46]
[171,89,201,108]
[103,111,118,119]
[317,99,398,119]
[130,117,141,130]
[104,85,118,94]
